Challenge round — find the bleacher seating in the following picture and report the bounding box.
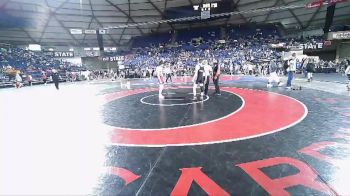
[226,24,280,39]
[176,26,221,43]
[131,32,172,48]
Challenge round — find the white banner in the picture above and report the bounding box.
[84,29,96,34]
[99,29,106,34]
[70,29,83,34]
[218,40,226,44]
[329,31,350,40]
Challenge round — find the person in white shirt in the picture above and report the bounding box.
[286,53,297,89]
[192,59,206,100]
[267,59,283,88]
[156,61,165,99]
[203,59,213,96]
[15,71,22,89]
[345,64,350,91]
[229,61,234,75]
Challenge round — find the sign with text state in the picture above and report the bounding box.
[287,43,324,50]
[301,43,324,50]
[54,51,74,58]
[102,56,124,62]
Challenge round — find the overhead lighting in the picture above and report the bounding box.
[193,5,199,10]
[84,48,91,51]
[93,47,99,51]
[48,48,54,51]
[211,3,217,8]
[69,48,74,51]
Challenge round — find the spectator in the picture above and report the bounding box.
[286,53,297,89]
[27,74,32,86]
[15,71,22,88]
[51,69,60,90]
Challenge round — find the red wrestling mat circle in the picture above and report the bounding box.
[104,87,307,147]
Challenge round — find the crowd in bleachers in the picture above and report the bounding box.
[123,24,350,77]
[0,47,91,87]
[1,23,350,88]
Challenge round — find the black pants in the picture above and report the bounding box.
[54,81,59,90]
[204,76,210,95]
[213,75,220,94]
[166,74,172,83]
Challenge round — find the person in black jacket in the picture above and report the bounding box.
[51,69,60,90]
[212,61,221,95]
[306,59,315,82]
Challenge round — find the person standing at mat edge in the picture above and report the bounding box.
[51,69,60,90]
[213,60,221,95]
[203,59,213,96]
[156,61,165,99]
[192,59,205,100]
[286,53,297,89]
[345,64,350,91]
[164,62,172,83]
[15,71,22,89]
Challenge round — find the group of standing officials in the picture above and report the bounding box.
[156,59,221,99]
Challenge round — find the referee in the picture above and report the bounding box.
[213,61,221,95]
